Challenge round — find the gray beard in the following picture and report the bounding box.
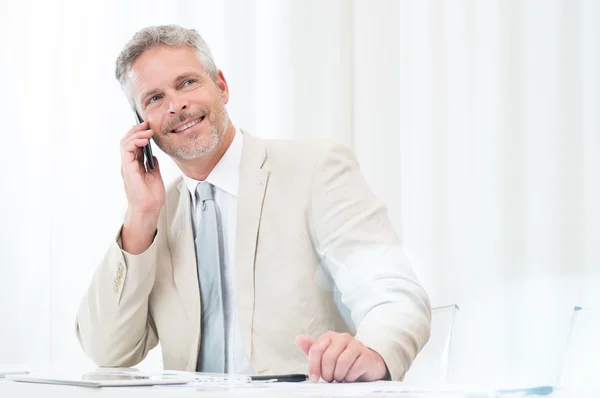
[157,107,229,160]
[172,127,221,159]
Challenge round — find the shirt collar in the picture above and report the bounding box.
[183,127,243,201]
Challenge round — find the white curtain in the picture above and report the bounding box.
[1,0,598,385]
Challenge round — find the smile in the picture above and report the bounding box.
[172,116,205,133]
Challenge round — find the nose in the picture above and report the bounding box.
[168,98,188,114]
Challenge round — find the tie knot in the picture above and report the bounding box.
[196,182,214,204]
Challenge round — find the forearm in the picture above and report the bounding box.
[308,143,432,380]
[76,230,160,367]
[121,208,160,255]
[355,300,431,381]
[334,252,431,380]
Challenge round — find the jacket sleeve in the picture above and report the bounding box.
[308,143,432,381]
[75,221,163,367]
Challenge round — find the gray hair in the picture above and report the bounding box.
[115,24,218,90]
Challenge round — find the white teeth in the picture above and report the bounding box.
[174,117,202,132]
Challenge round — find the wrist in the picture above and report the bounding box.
[369,348,390,380]
[125,207,160,226]
[121,208,159,255]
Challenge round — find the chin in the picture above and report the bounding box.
[174,136,220,159]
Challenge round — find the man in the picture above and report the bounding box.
[76,24,431,383]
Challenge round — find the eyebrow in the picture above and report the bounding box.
[139,88,162,107]
[173,72,205,85]
[139,72,206,108]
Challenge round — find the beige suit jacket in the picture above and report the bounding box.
[76,132,431,381]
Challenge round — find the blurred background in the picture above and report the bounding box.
[0,0,598,387]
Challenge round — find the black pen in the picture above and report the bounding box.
[249,374,308,383]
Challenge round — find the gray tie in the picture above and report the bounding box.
[195,182,227,373]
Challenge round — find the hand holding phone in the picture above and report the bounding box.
[119,112,165,255]
[134,110,155,169]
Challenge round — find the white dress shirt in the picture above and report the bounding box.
[182,128,254,375]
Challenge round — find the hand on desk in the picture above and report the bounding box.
[295,332,388,383]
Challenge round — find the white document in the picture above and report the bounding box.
[182,381,555,397]
[365,382,554,396]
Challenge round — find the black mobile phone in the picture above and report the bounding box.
[134,109,155,169]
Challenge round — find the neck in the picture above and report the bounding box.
[174,120,236,181]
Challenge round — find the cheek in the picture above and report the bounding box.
[146,115,164,133]
[210,98,226,117]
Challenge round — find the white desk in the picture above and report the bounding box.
[0,378,593,398]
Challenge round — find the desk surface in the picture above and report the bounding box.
[0,378,595,398]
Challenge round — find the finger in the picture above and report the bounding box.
[129,138,150,149]
[121,150,147,182]
[125,138,150,160]
[122,154,144,179]
[120,123,149,162]
[121,129,154,148]
[333,341,362,382]
[320,335,351,382]
[121,132,153,166]
[344,353,367,383]
[123,121,149,139]
[120,128,153,158]
[295,335,313,356]
[308,334,332,383]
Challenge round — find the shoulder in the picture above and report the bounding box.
[258,135,358,170]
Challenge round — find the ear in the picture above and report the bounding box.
[215,69,230,104]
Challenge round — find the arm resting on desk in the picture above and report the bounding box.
[309,144,432,381]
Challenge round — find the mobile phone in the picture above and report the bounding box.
[134,109,155,169]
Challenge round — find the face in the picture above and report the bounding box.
[127,45,230,160]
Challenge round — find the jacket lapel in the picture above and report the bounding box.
[170,179,201,369]
[236,131,270,364]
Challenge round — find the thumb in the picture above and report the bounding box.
[295,334,313,356]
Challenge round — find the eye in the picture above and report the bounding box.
[182,79,196,87]
[148,95,162,104]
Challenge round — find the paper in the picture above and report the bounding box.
[181,380,554,397]
[153,371,253,386]
[366,382,554,396]
[149,371,554,396]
